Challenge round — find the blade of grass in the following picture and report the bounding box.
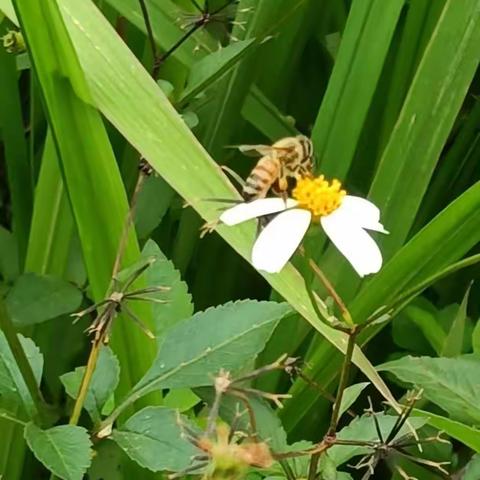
[59,0,399,408]
[13,0,158,408]
[0,0,17,22]
[317,0,480,300]
[25,132,73,276]
[368,0,480,260]
[311,0,404,180]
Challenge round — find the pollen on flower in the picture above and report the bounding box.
[292,175,346,217]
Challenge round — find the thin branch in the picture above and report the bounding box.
[308,327,358,480]
[307,256,353,325]
[138,0,158,69]
[328,328,358,434]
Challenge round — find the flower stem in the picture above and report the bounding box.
[307,255,353,326]
[0,298,50,425]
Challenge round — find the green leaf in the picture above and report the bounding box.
[25,131,74,277]
[0,332,43,417]
[412,409,480,452]
[6,273,82,327]
[241,85,298,140]
[60,347,120,423]
[24,423,92,480]
[328,413,426,467]
[142,240,193,341]
[111,406,199,472]
[163,388,200,412]
[180,39,256,105]
[403,303,446,355]
[441,284,471,357]
[134,175,174,239]
[378,355,480,424]
[0,0,18,23]
[111,300,289,420]
[338,382,369,421]
[463,454,480,479]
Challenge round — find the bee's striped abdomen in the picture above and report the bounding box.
[242,156,280,201]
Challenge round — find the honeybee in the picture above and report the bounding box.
[238,135,314,201]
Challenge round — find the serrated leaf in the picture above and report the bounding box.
[180,39,256,104]
[6,273,82,327]
[142,239,193,341]
[338,382,369,421]
[464,454,480,479]
[115,301,289,417]
[378,355,480,424]
[60,347,120,423]
[24,423,92,480]
[0,331,43,418]
[112,406,199,472]
[328,413,426,467]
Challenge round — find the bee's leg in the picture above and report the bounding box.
[220,165,246,191]
[200,219,220,238]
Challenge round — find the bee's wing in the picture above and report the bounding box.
[224,144,273,157]
[226,144,292,157]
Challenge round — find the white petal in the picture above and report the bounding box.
[220,198,298,226]
[252,209,311,273]
[336,196,388,233]
[321,214,383,277]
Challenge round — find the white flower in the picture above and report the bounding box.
[220,176,388,277]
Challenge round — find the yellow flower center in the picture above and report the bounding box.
[292,175,346,217]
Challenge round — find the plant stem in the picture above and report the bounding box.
[327,327,357,435]
[307,257,353,326]
[307,327,358,480]
[0,299,50,425]
[68,338,101,425]
[68,174,146,426]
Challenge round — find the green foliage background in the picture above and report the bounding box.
[0,0,480,478]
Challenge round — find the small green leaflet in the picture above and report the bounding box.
[24,423,92,480]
